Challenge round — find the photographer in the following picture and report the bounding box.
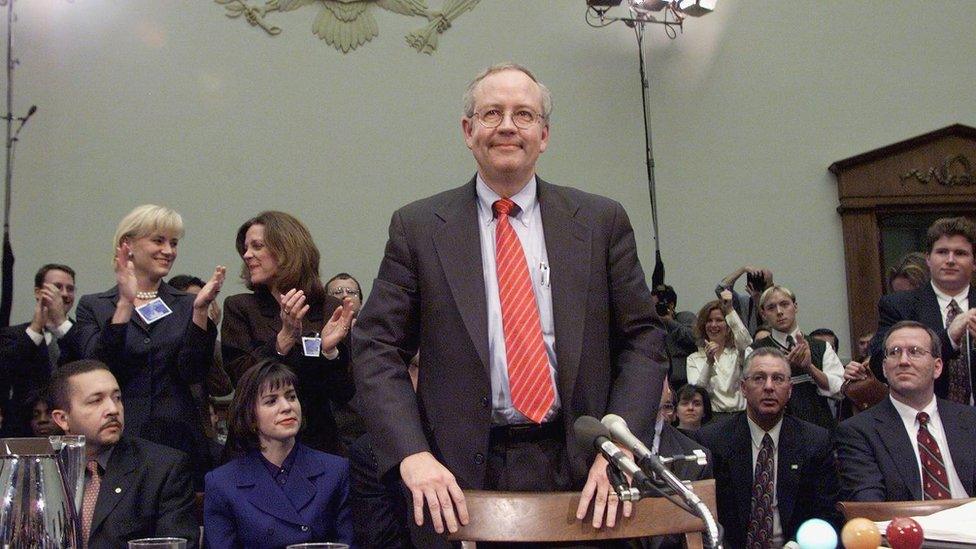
[652,284,697,388]
[715,265,774,336]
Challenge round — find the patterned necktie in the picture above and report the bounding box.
[493,198,554,424]
[746,433,775,549]
[785,335,795,351]
[47,334,61,369]
[917,412,951,500]
[945,300,972,404]
[81,459,101,548]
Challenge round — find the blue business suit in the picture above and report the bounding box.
[204,443,355,549]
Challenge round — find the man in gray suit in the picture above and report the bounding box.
[49,359,198,549]
[352,62,667,540]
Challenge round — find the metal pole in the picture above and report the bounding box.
[635,20,660,253]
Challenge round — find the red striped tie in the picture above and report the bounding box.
[494,198,554,424]
[917,412,951,500]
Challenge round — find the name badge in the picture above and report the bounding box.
[135,298,173,325]
[302,336,322,357]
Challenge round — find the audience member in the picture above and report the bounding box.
[865,217,976,405]
[49,359,199,548]
[888,251,929,293]
[59,205,225,488]
[835,321,975,501]
[748,285,844,430]
[0,263,79,436]
[716,265,774,335]
[352,62,667,541]
[204,359,354,548]
[27,388,62,436]
[753,325,772,343]
[222,211,356,454]
[673,384,712,433]
[686,291,751,421]
[808,328,839,356]
[856,332,874,361]
[326,272,364,314]
[652,284,698,388]
[695,348,841,549]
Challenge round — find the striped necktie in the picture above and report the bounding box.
[493,198,554,424]
[917,412,951,500]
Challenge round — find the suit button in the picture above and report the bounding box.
[301,525,309,532]
[143,337,151,344]
[474,453,484,464]
[481,396,489,409]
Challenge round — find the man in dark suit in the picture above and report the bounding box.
[836,321,976,501]
[352,62,667,539]
[861,217,976,404]
[0,263,78,436]
[49,359,198,549]
[695,348,840,549]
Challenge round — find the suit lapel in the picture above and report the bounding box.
[283,445,319,514]
[776,418,800,532]
[874,399,923,499]
[537,180,590,401]
[238,452,305,525]
[939,400,976,495]
[432,180,490,373]
[90,438,139,537]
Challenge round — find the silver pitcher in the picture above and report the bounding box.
[0,437,86,548]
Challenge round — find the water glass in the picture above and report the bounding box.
[128,537,188,548]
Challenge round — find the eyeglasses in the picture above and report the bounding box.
[744,373,790,387]
[329,288,361,297]
[884,345,932,362]
[472,108,544,129]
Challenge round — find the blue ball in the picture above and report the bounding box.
[796,518,838,549]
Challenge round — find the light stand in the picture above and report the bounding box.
[585,0,712,286]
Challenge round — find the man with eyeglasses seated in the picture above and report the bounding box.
[326,273,363,315]
[694,347,841,549]
[835,320,976,502]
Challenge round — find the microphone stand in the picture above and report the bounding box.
[645,458,723,549]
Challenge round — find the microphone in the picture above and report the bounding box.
[573,415,651,489]
[601,414,654,467]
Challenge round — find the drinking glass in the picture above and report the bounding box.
[128,537,188,548]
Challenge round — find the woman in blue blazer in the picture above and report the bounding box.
[204,359,355,548]
[60,204,225,488]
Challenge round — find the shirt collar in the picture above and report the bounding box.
[930,281,969,309]
[889,393,938,422]
[91,443,115,473]
[476,174,537,228]
[259,443,298,476]
[770,327,801,348]
[747,415,783,450]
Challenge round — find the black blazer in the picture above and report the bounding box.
[87,436,199,549]
[0,321,77,436]
[221,290,354,454]
[834,397,976,501]
[694,413,841,549]
[869,284,976,399]
[352,177,668,489]
[61,283,216,484]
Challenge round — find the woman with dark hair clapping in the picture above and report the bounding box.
[205,359,354,548]
[62,204,225,486]
[221,211,355,454]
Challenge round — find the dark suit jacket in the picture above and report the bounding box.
[0,321,74,436]
[869,284,976,398]
[347,433,412,549]
[352,177,668,488]
[656,423,713,482]
[87,436,198,549]
[221,290,354,454]
[695,413,841,549]
[204,443,355,549]
[61,283,216,485]
[834,397,976,501]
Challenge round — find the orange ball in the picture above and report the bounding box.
[841,517,882,549]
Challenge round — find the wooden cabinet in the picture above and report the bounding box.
[830,124,976,352]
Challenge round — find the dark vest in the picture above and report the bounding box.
[751,335,836,430]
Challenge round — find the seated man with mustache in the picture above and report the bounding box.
[49,359,199,549]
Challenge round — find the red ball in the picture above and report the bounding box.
[886,517,924,549]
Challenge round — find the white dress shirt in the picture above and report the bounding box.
[25,319,73,346]
[748,416,784,547]
[889,395,969,498]
[476,175,560,425]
